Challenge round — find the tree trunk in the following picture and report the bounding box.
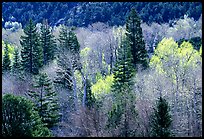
[80,70,87,108]
[71,67,78,111]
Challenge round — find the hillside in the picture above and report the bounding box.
[2,2,202,27]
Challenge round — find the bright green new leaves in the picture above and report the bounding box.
[91,74,114,99]
[178,41,201,68]
[2,41,15,60]
[2,43,12,73]
[150,37,178,74]
[150,38,201,75]
[80,47,91,72]
[199,45,202,56]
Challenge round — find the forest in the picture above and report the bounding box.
[2,2,202,137]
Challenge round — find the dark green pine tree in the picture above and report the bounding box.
[28,72,60,128]
[54,25,81,90]
[68,29,81,71]
[2,94,51,137]
[126,8,148,69]
[2,43,11,73]
[107,35,137,137]
[20,19,43,75]
[54,25,73,90]
[40,19,56,65]
[12,48,22,76]
[84,78,95,109]
[150,96,173,137]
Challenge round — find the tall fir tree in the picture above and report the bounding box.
[40,19,56,65]
[54,25,73,90]
[107,35,138,137]
[84,78,95,109]
[20,19,43,75]
[2,43,11,73]
[2,94,51,137]
[12,48,22,76]
[126,8,148,69]
[68,29,81,70]
[28,72,60,128]
[150,96,172,137]
[54,25,81,90]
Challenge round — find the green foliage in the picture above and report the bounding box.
[20,19,43,75]
[2,41,15,59]
[95,72,103,82]
[2,94,51,137]
[55,25,73,90]
[178,41,201,67]
[91,74,114,99]
[28,72,60,128]
[85,78,96,109]
[177,37,202,51]
[150,37,177,74]
[80,47,91,75]
[12,47,22,76]
[150,38,201,75]
[2,42,11,73]
[80,47,91,58]
[112,36,135,94]
[55,25,81,90]
[74,70,83,89]
[150,96,172,137]
[125,8,148,69]
[40,19,56,65]
[106,104,123,128]
[69,29,81,70]
[2,2,202,27]
[107,35,137,136]
[199,45,202,57]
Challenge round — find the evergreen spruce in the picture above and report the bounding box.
[85,78,95,109]
[40,19,56,65]
[54,25,81,90]
[150,96,172,137]
[107,35,137,137]
[28,72,60,128]
[54,25,73,90]
[12,48,22,76]
[2,94,51,137]
[2,43,11,73]
[69,28,81,70]
[20,19,43,75]
[126,8,148,69]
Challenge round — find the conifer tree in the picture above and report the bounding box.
[54,25,73,90]
[12,48,22,75]
[69,29,81,70]
[126,8,148,69]
[54,25,81,90]
[107,35,137,137]
[40,19,56,65]
[2,94,51,137]
[28,72,60,128]
[150,96,172,137]
[84,78,95,109]
[20,19,43,75]
[2,43,11,73]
